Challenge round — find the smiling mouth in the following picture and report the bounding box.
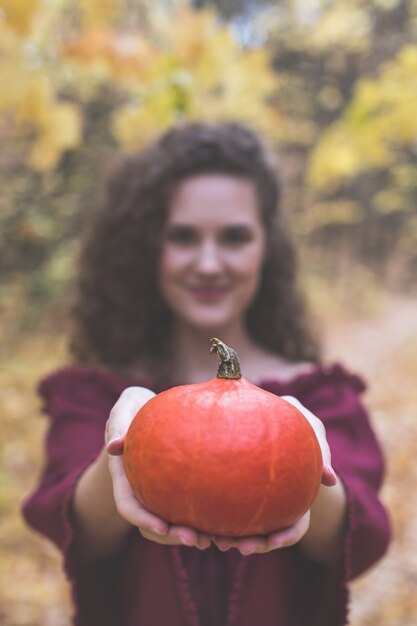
[189,285,230,301]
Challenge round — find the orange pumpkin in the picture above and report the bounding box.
[123,338,322,536]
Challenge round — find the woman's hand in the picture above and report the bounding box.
[282,395,338,488]
[213,396,338,556]
[105,387,212,550]
[107,390,338,557]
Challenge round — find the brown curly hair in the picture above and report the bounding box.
[70,121,320,377]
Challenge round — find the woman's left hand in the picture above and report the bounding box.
[213,396,337,556]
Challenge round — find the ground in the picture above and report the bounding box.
[323,295,417,626]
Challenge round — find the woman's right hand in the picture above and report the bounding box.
[105,386,212,550]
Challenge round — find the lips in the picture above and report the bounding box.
[189,285,230,302]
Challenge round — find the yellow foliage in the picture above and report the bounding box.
[17,73,53,123]
[307,126,362,188]
[308,5,371,53]
[391,164,417,189]
[113,104,173,150]
[62,27,158,85]
[0,26,48,120]
[308,44,417,190]
[0,0,41,37]
[270,1,372,55]
[373,189,407,214]
[151,6,236,87]
[29,102,81,170]
[58,4,279,153]
[311,200,363,226]
[0,1,278,168]
[0,17,82,170]
[111,6,278,151]
[74,0,122,28]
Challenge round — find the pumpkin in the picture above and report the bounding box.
[123,338,323,536]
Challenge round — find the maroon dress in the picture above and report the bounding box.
[22,363,391,626]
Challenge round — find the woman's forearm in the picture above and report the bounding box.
[72,447,133,562]
[298,476,347,565]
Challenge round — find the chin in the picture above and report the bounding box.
[183,312,236,334]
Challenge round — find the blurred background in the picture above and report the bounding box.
[0,0,416,624]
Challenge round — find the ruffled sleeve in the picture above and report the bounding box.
[261,364,391,626]
[280,364,391,581]
[22,366,132,626]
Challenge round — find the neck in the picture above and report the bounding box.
[170,321,255,384]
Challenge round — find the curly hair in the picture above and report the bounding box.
[70,121,320,377]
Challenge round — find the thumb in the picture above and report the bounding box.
[105,386,155,455]
[281,394,337,486]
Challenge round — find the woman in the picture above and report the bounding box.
[23,122,391,626]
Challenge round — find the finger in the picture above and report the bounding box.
[166,525,199,547]
[282,395,336,485]
[267,511,310,549]
[213,536,267,555]
[194,532,213,549]
[213,537,235,551]
[281,395,325,438]
[139,528,183,546]
[105,386,155,455]
[217,511,311,555]
[236,536,269,555]
[109,455,168,535]
[322,465,338,487]
[140,526,212,549]
[164,526,212,549]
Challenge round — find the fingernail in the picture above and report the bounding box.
[326,466,337,482]
[239,545,255,555]
[107,435,123,453]
[214,542,228,552]
[150,525,167,536]
[183,539,195,547]
[177,532,196,546]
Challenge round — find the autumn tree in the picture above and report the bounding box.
[1,0,417,334]
[258,0,417,286]
[0,0,277,331]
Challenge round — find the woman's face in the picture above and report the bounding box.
[158,174,266,333]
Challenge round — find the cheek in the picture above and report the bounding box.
[159,248,191,280]
[229,243,266,279]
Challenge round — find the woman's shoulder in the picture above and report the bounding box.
[39,363,125,391]
[37,363,149,411]
[258,360,370,436]
[256,359,367,398]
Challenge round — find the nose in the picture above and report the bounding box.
[195,240,223,275]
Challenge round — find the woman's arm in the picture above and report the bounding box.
[72,446,133,562]
[72,386,213,563]
[297,476,347,564]
[287,394,348,564]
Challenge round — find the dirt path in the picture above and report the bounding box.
[322,295,417,626]
[323,295,417,379]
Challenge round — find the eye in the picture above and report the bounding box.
[221,226,254,245]
[165,225,198,246]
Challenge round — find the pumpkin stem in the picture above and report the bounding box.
[210,338,242,379]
